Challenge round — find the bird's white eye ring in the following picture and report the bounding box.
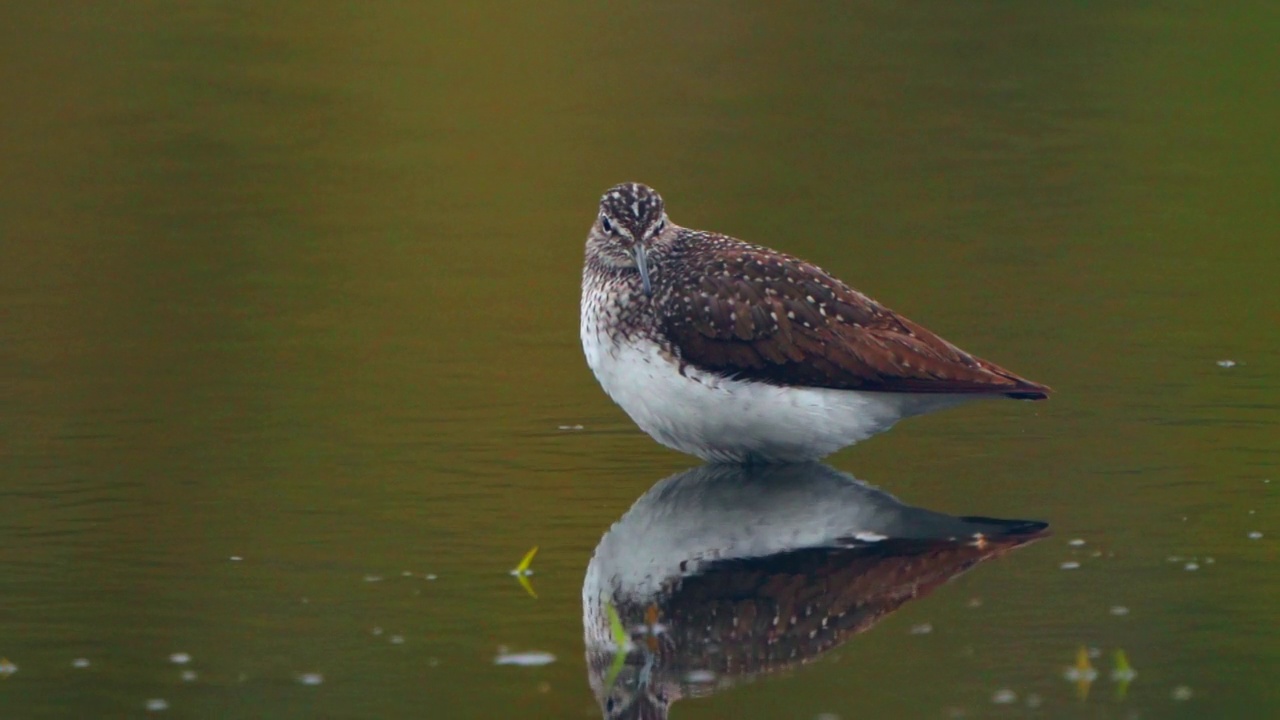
[600,215,614,233]
[653,219,666,234]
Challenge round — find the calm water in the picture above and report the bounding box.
[2,2,1277,718]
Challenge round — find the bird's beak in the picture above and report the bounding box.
[634,244,652,297]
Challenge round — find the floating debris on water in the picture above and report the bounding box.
[1248,531,1263,540]
[1111,650,1136,682]
[0,658,17,676]
[1171,685,1193,701]
[1060,561,1081,570]
[1065,646,1098,700]
[909,623,933,635]
[991,689,1017,704]
[511,546,538,576]
[1110,605,1130,616]
[511,546,539,599]
[144,698,169,712]
[169,652,191,665]
[72,658,91,668]
[1068,538,1086,547]
[494,651,556,666]
[1216,359,1237,368]
[297,672,324,686]
[1111,650,1136,699]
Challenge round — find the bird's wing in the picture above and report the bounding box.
[658,246,1050,397]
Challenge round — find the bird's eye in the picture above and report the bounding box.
[600,215,614,233]
[654,219,666,235]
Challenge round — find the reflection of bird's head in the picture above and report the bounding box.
[588,650,675,720]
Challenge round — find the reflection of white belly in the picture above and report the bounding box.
[581,331,971,463]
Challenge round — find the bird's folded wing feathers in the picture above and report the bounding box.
[659,249,1049,397]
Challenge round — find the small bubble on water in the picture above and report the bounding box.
[1060,561,1081,570]
[390,635,405,645]
[1184,562,1200,571]
[144,699,169,712]
[169,653,191,665]
[909,623,933,635]
[181,670,198,682]
[425,574,438,581]
[1171,685,1193,701]
[684,669,716,683]
[371,626,384,636]
[991,689,1017,704]
[1216,359,1237,368]
[1110,605,1130,616]
[1248,531,1263,539]
[229,556,243,562]
[363,574,383,582]
[72,658,91,668]
[1068,538,1086,547]
[494,651,556,666]
[401,570,413,577]
[297,672,324,686]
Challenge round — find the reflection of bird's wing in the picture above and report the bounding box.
[659,239,1050,397]
[658,528,1047,675]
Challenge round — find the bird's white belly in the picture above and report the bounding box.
[581,331,969,462]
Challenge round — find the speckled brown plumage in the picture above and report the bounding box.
[651,233,1050,397]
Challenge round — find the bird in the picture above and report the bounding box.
[582,462,1048,719]
[579,182,1051,463]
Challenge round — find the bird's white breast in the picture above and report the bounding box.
[580,282,972,462]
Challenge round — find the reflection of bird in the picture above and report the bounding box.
[583,463,1047,720]
[580,182,1050,462]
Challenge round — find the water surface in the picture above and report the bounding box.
[1,2,1277,718]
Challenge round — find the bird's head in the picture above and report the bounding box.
[586,182,672,296]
